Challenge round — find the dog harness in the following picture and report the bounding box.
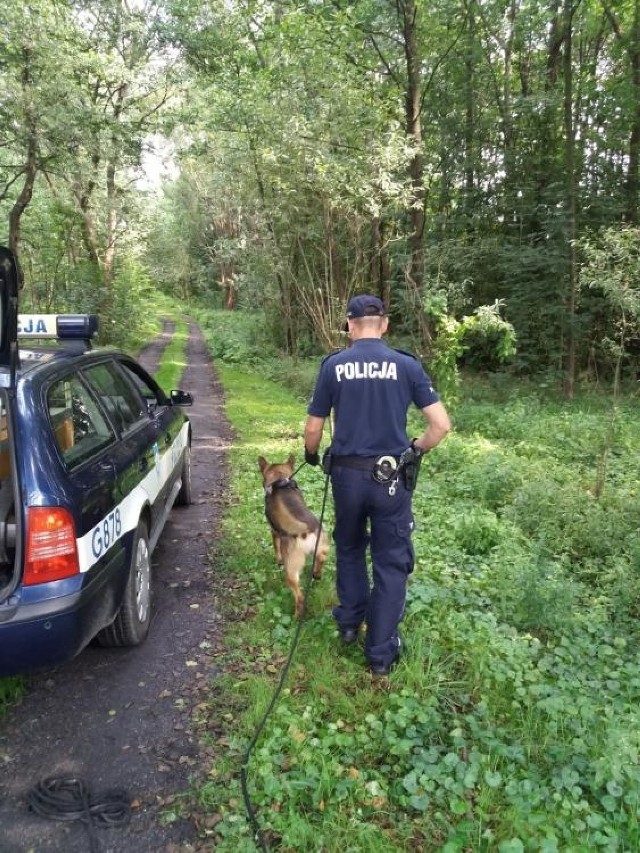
[264,478,299,536]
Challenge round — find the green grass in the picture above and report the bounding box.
[153,317,189,392]
[0,677,24,718]
[192,313,640,852]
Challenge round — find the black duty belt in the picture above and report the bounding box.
[331,455,398,471]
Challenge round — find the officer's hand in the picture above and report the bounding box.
[304,446,320,466]
[410,438,425,458]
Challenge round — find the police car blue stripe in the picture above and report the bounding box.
[76,421,189,573]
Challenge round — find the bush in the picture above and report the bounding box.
[193,307,279,365]
[506,478,640,569]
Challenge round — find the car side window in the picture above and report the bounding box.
[117,361,167,412]
[83,362,146,434]
[47,376,114,468]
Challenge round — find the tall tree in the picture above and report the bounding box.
[62,0,174,308]
[604,0,640,224]
[0,0,84,281]
[561,0,580,396]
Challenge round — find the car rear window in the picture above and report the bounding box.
[47,376,114,468]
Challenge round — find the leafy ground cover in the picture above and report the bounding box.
[191,310,640,852]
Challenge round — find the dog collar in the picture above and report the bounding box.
[264,477,298,495]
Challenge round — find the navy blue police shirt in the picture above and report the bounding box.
[307,338,440,457]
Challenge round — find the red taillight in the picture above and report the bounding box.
[24,507,79,585]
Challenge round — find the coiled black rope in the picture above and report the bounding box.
[240,467,331,852]
[27,775,131,853]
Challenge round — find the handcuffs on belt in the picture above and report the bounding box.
[372,455,399,485]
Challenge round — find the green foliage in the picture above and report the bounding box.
[4,0,640,379]
[144,173,214,302]
[579,227,640,334]
[194,306,640,851]
[158,0,640,378]
[19,246,178,353]
[192,308,278,366]
[1,0,180,351]
[103,259,163,350]
[423,290,517,401]
[192,306,319,400]
[576,224,640,397]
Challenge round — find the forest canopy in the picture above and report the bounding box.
[1,0,640,390]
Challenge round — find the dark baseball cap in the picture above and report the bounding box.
[345,294,387,320]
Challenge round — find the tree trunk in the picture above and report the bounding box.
[76,161,102,276]
[8,145,37,291]
[529,0,562,237]
[463,0,476,210]
[398,0,431,350]
[562,0,578,398]
[501,0,517,224]
[104,157,117,290]
[370,216,391,305]
[323,200,345,302]
[625,0,640,223]
[8,47,38,289]
[221,265,236,309]
[102,83,128,315]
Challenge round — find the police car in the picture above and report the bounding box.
[0,248,193,675]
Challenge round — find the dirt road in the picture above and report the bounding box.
[0,321,232,852]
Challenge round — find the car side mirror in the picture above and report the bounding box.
[170,389,193,407]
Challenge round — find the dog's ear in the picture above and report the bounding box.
[258,456,268,472]
[287,453,295,468]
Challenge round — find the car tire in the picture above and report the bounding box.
[174,443,192,506]
[96,520,151,647]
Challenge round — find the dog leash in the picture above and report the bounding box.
[240,464,331,853]
[291,459,308,479]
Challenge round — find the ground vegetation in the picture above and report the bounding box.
[181,307,640,852]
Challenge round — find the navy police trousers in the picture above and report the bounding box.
[330,464,415,669]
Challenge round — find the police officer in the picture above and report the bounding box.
[303,295,451,677]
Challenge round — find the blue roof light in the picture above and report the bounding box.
[56,315,99,340]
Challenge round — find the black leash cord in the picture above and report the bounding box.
[27,776,131,853]
[291,459,307,479]
[241,468,331,852]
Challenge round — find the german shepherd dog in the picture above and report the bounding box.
[258,454,329,618]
